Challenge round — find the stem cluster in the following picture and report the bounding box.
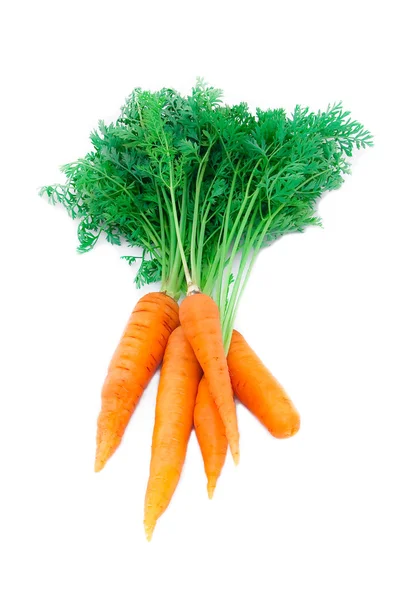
[41,80,372,345]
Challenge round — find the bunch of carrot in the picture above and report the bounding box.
[42,80,372,539]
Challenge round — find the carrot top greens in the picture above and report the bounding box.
[42,79,372,347]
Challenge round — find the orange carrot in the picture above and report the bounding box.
[228,330,300,438]
[194,376,228,498]
[179,292,239,464]
[95,292,179,472]
[144,326,202,540]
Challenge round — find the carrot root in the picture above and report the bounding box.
[228,330,300,438]
[95,292,179,471]
[144,326,202,539]
[180,293,239,463]
[194,376,228,498]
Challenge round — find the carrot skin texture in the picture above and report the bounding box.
[95,292,179,472]
[228,330,300,438]
[179,293,239,464]
[194,376,228,498]
[144,326,202,540]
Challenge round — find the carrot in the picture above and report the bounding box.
[144,326,202,540]
[228,330,300,438]
[95,292,179,472]
[194,376,228,498]
[179,292,239,464]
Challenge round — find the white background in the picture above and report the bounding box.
[1,1,401,599]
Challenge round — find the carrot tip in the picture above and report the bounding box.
[94,450,109,473]
[94,459,105,473]
[95,433,120,472]
[271,420,301,439]
[231,450,240,466]
[144,521,155,542]
[207,477,217,499]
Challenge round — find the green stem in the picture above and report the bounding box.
[158,123,193,291]
[197,185,234,288]
[221,249,251,353]
[125,222,161,262]
[222,199,258,312]
[203,253,229,297]
[169,168,192,288]
[227,160,262,247]
[155,185,167,288]
[196,201,210,284]
[215,168,239,312]
[220,185,261,312]
[190,148,211,287]
[222,204,285,347]
[168,178,188,297]
[222,251,257,352]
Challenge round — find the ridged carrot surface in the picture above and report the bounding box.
[95,292,179,472]
[228,330,300,438]
[179,292,239,464]
[194,376,228,498]
[144,326,202,540]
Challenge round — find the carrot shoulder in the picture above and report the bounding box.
[194,376,228,498]
[179,292,239,464]
[144,326,202,540]
[95,292,179,472]
[228,330,300,438]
